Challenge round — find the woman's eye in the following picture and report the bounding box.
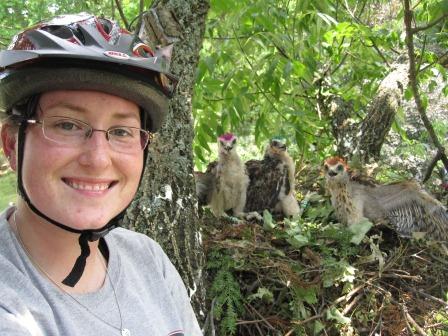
[110,127,133,137]
[55,121,81,131]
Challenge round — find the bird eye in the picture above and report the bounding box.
[324,165,329,171]
[232,138,236,145]
[337,164,344,171]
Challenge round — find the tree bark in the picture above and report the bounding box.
[122,0,210,320]
[355,62,408,163]
[327,62,408,163]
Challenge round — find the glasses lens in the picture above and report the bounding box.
[108,127,151,152]
[42,117,89,145]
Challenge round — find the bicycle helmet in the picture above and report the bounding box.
[0,13,178,287]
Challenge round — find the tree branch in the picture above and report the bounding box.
[403,0,448,174]
[412,13,448,33]
[114,0,130,30]
[419,50,448,73]
[422,150,441,183]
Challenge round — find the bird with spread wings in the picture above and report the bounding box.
[324,156,448,240]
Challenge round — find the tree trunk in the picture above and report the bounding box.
[122,0,210,320]
[327,62,408,164]
[354,62,408,163]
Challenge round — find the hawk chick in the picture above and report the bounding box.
[324,156,448,240]
[245,137,300,217]
[200,133,249,218]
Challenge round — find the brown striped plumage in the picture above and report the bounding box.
[324,157,448,241]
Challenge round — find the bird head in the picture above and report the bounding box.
[323,156,350,182]
[265,137,287,158]
[218,133,237,156]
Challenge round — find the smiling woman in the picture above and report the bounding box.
[0,13,202,336]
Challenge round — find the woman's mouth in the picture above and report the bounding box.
[62,178,116,191]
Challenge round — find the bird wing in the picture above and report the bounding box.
[369,181,448,240]
[194,160,218,206]
[244,157,288,212]
[194,171,215,206]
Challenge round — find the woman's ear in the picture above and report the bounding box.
[1,124,18,171]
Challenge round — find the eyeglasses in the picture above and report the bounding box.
[26,116,152,153]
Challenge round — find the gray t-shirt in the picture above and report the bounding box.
[0,207,202,336]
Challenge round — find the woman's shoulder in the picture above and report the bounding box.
[108,227,159,249]
[106,227,167,264]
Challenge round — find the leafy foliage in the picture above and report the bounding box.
[207,249,244,335]
[193,0,404,168]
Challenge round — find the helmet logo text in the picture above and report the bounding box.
[104,50,130,60]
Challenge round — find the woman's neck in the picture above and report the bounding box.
[9,202,107,294]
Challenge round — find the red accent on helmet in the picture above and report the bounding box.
[94,19,111,41]
[133,43,155,57]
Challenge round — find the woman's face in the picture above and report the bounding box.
[18,90,144,230]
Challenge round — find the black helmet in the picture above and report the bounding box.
[0,12,178,131]
[1,13,178,287]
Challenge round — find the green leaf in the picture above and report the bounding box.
[348,218,373,245]
[316,12,338,26]
[196,131,212,152]
[247,287,274,303]
[283,60,293,79]
[222,70,235,93]
[203,55,216,74]
[295,286,318,305]
[193,145,206,163]
[326,307,351,324]
[292,60,306,78]
[262,210,276,231]
[404,87,414,100]
[314,320,325,335]
[287,234,310,248]
[421,93,429,110]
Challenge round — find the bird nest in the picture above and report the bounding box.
[202,211,448,336]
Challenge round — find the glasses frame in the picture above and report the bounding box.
[26,116,152,152]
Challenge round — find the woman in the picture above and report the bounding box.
[0,13,202,336]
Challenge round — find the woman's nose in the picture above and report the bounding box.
[78,131,112,168]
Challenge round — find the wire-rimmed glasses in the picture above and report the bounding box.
[27,116,152,153]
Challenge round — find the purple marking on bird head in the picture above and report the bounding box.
[219,133,236,142]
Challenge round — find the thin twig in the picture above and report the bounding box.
[342,293,363,315]
[114,0,130,30]
[404,285,448,308]
[412,13,448,33]
[334,283,368,304]
[401,304,428,336]
[419,50,448,73]
[291,313,324,326]
[244,302,276,330]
